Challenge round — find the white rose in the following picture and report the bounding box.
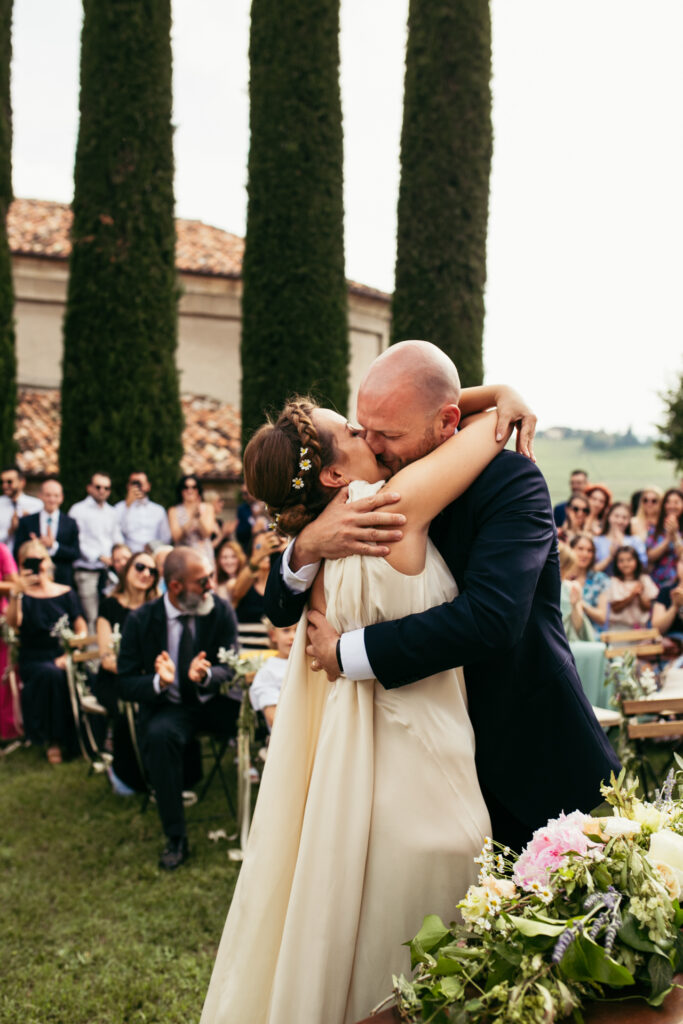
[649,859,682,901]
[648,829,683,892]
[632,803,668,831]
[602,815,642,838]
[459,885,490,924]
[481,875,517,901]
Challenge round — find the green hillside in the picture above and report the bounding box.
[522,437,679,507]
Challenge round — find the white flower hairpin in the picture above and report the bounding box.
[292,447,311,490]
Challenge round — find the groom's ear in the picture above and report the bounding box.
[437,404,461,441]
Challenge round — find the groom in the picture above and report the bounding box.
[264,341,619,852]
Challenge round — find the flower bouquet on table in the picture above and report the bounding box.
[391,764,683,1024]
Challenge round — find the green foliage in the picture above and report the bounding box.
[656,373,683,473]
[0,743,241,1023]
[392,0,492,386]
[0,0,16,465]
[60,0,183,507]
[240,0,348,445]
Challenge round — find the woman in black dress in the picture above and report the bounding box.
[6,540,86,763]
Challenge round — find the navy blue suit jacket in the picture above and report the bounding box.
[265,451,619,839]
[14,511,80,587]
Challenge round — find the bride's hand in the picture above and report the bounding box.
[492,386,537,462]
[289,488,406,571]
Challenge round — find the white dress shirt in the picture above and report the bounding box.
[249,655,287,711]
[281,541,372,681]
[0,493,44,545]
[68,495,124,569]
[114,498,172,550]
[39,508,61,555]
[152,593,212,703]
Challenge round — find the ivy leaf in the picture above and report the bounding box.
[618,913,659,953]
[647,953,674,1006]
[408,914,450,967]
[508,914,567,937]
[559,934,635,988]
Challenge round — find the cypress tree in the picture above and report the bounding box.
[60,0,182,507]
[656,374,683,473]
[240,0,348,444]
[392,0,492,386]
[0,0,16,464]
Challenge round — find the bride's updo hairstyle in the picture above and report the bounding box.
[243,397,339,536]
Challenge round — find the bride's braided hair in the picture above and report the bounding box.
[243,396,339,536]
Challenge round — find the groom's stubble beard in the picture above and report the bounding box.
[376,424,439,475]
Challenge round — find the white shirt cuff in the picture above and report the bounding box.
[49,541,59,556]
[153,672,162,695]
[339,629,374,681]
[281,539,320,594]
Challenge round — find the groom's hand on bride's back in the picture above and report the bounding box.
[289,487,406,571]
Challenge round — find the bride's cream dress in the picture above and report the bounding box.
[201,482,490,1024]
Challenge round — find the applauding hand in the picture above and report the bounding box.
[155,650,176,688]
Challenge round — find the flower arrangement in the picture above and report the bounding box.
[391,765,683,1024]
[604,652,658,766]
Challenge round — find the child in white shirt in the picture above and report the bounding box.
[249,620,297,729]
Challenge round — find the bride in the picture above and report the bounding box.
[201,390,516,1024]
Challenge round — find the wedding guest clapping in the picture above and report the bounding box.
[646,488,683,588]
[214,538,247,604]
[597,545,658,631]
[568,533,609,628]
[652,551,683,645]
[168,475,216,567]
[630,486,662,541]
[558,494,590,543]
[594,502,647,575]
[6,540,86,763]
[584,483,612,537]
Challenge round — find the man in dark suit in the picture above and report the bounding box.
[118,546,239,869]
[264,341,619,853]
[13,477,80,587]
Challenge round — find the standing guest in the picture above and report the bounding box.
[168,475,216,566]
[68,472,124,633]
[235,485,255,553]
[597,545,658,631]
[553,468,588,529]
[558,493,590,543]
[0,465,43,545]
[0,542,21,740]
[646,488,683,589]
[233,530,286,630]
[594,502,647,575]
[102,543,133,597]
[117,547,240,869]
[630,486,663,541]
[214,537,247,604]
[652,552,683,645]
[569,532,609,629]
[115,471,171,551]
[584,483,612,537]
[13,477,80,587]
[6,540,86,764]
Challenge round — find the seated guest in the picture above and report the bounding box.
[558,494,590,543]
[232,530,286,633]
[249,620,297,730]
[568,533,609,628]
[584,483,612,537]
[102,543,133,597]
[13,477,80,587]
[597,545,658,631]
[558,544,608,708]
[153,545,173,595]
[115,471,171,551]
[652,552,683,646]
[0,465,43,545]
[553,469,588,529]
[0,542,21,740]
[6,540,86,763]
[594,502,647,574]
[168,475,216,567]
[646,487,683,589]
[69,472,124,633]
[214,538,247,604]
[630,485,663,542]
[117,547,239,870]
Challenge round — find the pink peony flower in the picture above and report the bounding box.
[513,810,601,891]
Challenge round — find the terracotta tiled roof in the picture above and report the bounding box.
[8,197,390,300]
[15,387,242,481]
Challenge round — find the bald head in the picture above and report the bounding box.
[360,340,460,414]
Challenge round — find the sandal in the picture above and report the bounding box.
[46,745,62,765]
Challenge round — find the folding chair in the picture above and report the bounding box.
[602,627,665,662]
[64,635,110,771]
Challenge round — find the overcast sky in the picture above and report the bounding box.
[10,0,683,436]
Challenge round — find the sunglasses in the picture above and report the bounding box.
[642,497,659,504]
[570,505,588,513]
[93,484,111,491]
[134,562,158,577]
[196,574,213,589]
[183,484,199,490]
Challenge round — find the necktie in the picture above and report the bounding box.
[177,615,197,704]
[47,516,53,531]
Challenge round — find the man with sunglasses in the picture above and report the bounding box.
[68,472,124,633]
[553,469,589,528]
[0,464,43,545]
[114,470,171,551]
[118,546,239,870]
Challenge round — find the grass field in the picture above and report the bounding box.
[526,438,680,507]
[1,743,241,1024]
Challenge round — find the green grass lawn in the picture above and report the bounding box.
[526,437,680,507]
[1,742,241,1024]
